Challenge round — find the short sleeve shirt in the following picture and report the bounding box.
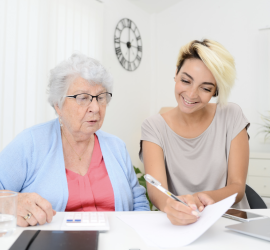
[139,103,250,209]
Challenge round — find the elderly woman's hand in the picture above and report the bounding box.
[17,192,56,227]
[163,193,214,226]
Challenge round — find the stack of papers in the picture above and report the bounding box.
[117,194,237,248]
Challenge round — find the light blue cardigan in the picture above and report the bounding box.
[0,119,149,211]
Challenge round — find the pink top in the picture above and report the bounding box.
[65,134,115,211]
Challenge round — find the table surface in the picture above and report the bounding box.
[1,210,270,250]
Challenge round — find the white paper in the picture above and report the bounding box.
[117,193,237,248]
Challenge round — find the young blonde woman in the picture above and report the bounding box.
[140,39,250,225]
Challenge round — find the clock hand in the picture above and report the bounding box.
[128,29,130,62]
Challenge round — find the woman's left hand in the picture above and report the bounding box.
[183,193,215,212]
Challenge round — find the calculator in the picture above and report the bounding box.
[61,212,110,231]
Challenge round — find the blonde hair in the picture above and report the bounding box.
[176,39,236,106]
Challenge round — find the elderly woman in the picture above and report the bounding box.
[0,53,149,227]
[140,39,250,225]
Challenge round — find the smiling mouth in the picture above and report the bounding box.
[182,95,199,105]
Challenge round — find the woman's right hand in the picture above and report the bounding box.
[163,193,214,225]
[17,192,56,227]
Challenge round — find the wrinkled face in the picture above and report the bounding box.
[174,59,217,114]
[55,77,107,138]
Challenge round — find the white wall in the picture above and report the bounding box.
[0,0,104,149]
[154,0,270,153]
[0,0,154,171]
[101,0,153,170]
[2,0,270,172]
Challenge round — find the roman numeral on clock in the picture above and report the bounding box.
[120,57,126,67]
[121,19,126,28]
[128,62,132,71]
[126,19,131,29]
[115,47,122,58]
[114,37,120,44]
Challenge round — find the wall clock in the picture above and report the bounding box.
[114,18,142,71]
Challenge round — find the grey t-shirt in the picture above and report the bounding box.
[140,103,250,209]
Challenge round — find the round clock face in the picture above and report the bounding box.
[114,18,142,71]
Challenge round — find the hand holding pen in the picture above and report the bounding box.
[144,174,214,225]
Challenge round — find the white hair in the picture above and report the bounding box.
[48,53,113,109]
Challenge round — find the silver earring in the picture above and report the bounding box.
[59,118,63,127]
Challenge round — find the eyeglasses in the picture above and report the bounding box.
[66,92,112,106]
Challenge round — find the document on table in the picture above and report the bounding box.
[117,193,237,248]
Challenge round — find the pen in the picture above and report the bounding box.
[144,174,200,216]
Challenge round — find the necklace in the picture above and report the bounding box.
[61,128,91,161]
